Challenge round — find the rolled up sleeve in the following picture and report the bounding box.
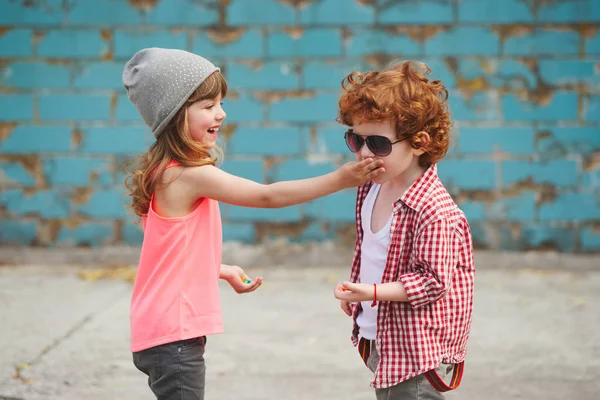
[399,218,455,309]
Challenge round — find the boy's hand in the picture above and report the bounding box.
[334,282,373,302]
[337,158,384,188]
[340,299,352,316]
[221,264,263,294]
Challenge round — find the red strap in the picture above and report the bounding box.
[424,361,464,392]
[371,284,377,307]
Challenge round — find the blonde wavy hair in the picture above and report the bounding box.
[125,71,227,217]
[337,61,452,167]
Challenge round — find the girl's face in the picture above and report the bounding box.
[187,94,226,149]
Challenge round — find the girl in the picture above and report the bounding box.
[122,47,384,400]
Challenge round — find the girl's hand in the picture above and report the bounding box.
[340,299,352,317]
[338,158,384,188]
[221,265,263,294]
[334,281,373,302]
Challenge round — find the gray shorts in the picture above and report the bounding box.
[360,338,453,400]
[133,337,206,400]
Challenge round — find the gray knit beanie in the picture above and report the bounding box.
[122,47,220,138]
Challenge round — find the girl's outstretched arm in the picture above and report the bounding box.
[179,158,384,208]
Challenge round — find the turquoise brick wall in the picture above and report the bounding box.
[1,0,599,252]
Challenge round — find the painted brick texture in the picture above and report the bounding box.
[0,0,599,252]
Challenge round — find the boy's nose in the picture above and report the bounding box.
[359,142,374,159]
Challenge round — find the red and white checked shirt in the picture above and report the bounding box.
[349,164,475,388]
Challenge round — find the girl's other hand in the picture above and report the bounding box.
[338,158,384,188]
[222,264,263,294]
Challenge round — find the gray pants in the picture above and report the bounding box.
[364,341,452,400]
[133,337,206,400]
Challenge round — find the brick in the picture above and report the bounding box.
[39,95,111,121]
[378,0,452,24]
[458,0,533,23]
[425,28,500,56]
[78,188,128,218]
[0,95,34,121]
[520,225,576,252]
[268,29,341,58]
[299,222,331,241]
[421,58,457,88]
[450,91,499,121]
[537,0,600,23]
[68,0,142,25]
[74,62,125,90]
[228,127,302,156]
[316,127,351,155]
[503,160,578,187]
[57,222,114,247]
[582,165,600,188]
[116,94,143,122]
[193,30,263,59]
[300,0,375,25]
[484,60,537,90]
[585,31,600,54]
[459,201,485,222]
[305,191,356,222]
[303,60,365,90]
[122,220,144,245]
[228,204,301,222]
[539,61,600,86]
[0,189,71,218]
[0,126,72,153]
[0,162,36,187]
[38,30,109,59]
[538,127,600,156]
[222,223,256,243]
[458,127,535,155]
[502,92,579,121]
[437,160,496,190]
[269,93,338,123]
[540,193,600,221]
[0,220,37,246]
[583,95,600,121]
[80,127,151,154]
[503,29,579,56]
[43,156,112,186]
[115,30,187,58]
[581,227,600,251]
[145,0,218,25]
[503,192,536,221]
[0,0,63,25]
[220,160,264,182]
[224,94,264,122]
[0,29,33,57]
[346,30,420,57]
[228,0,296,25]
[226,62,299,90]
[1,62,70,89]
[275,159,335,181]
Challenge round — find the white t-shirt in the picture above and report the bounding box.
[356,183,392,340]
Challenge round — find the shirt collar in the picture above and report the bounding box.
[397,163,439,211]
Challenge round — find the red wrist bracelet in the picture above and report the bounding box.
[371,283,377,307]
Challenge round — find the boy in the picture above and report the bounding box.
[333,61,475,400]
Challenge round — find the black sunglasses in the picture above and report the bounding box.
[344,130,407,157]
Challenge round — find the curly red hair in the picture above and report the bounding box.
[337,61,452,167]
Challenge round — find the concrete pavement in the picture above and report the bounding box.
[1,260,599,400]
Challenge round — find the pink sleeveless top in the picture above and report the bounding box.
[130,161,223,352]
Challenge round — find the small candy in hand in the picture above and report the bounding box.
[241,276,252,284]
